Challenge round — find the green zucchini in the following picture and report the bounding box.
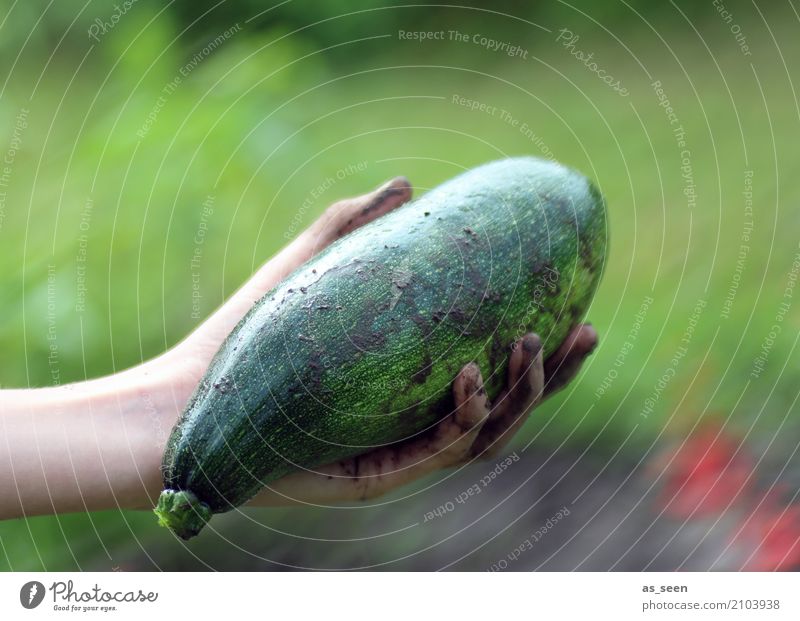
[156,157,607,539]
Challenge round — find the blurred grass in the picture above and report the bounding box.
[1,1,799,569]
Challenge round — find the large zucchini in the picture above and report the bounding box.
[156,157,607,539]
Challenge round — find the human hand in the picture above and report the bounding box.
[167,176,598,508]
[168,176,597,508]
[245,324,598,506]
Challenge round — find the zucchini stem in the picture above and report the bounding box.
[154,489,212,540]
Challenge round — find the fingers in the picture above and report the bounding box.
[489,333,543,421]
[248,325,598,508]
[247,363,489,505]
[350,362,490,500]
[472,335,544,459]
[435,362,491,457]
[311,176,412,245]
[514,334,545,411]
[467,325,597,461]
[543,323,598,397]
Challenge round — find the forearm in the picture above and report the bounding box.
[0,178,418,520]
[0,355,185,520]
[0,231,324,521]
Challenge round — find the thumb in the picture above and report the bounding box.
[311,176,413,244]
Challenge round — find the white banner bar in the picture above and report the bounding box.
[1,572,797,620]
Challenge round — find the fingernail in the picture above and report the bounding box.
[583,325,599,353]
[464,361,481,381]
[379,176,411,196]
[392,175,411,190]
[523,334,542,355]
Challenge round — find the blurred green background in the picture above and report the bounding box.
[1,0,799,570]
